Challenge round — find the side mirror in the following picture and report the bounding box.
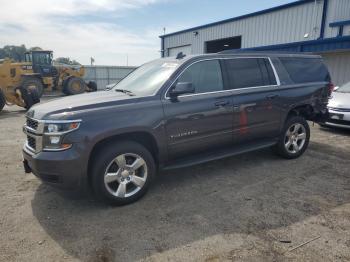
[169,82,194,97]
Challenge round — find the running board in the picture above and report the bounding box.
[162,140,277,170]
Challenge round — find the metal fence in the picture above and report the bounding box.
[83,65,137,90]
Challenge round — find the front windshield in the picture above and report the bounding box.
[336,81,350,93]
[33,53,52,65]
[113,59,179,96]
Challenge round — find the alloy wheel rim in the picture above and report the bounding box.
[104,153,148,198]
[284,123,306,154]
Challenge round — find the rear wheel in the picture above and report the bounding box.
[0,89,6,112]
[63,77,86,95]
[91,141,156,205]
[21,77,44,97]
[273,116,310,159]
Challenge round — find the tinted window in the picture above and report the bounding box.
[279,57,329,84]
[224,58,276,89]
[177,60,223,94]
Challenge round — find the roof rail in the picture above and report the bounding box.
[218,49,307,55]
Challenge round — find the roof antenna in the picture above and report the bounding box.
[176,52,186,59]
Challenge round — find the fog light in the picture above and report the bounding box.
[49,136,60,144]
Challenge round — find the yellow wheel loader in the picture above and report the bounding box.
[0,50,97,112]
[0,58,41,112]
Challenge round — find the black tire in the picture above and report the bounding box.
[87,81,97,92]
[21,77,44,97]
[91,141,156,205]
[273,116,310,159]
[63,77,86,95]
[19,86,40,110]
[0,89,6,112]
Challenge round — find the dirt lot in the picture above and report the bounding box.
[0,98,349,262]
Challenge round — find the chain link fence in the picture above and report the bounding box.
[83,65,137,90]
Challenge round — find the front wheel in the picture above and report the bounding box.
[21,77,44,97]
[91,141,156,205]
[273,116,310,159]
[19,86,40,110]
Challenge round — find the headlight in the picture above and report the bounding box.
[44,122,80,134]
[43,120,81,151]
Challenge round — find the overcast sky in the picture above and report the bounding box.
[0,0,294,66]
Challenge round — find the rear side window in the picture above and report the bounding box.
[279,57,330,84]
[177,60,223,94]
[224,58,277,89]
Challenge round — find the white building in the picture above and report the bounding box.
[160,0,350,86]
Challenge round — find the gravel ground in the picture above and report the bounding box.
[0,98,349,262]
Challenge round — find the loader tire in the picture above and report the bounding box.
[20,86,40,110]
[87,81,97,92]
[0,89,5,112]
[63,77,86,95]
[21,77,44,97]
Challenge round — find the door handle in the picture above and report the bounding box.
[215,101,230,107]
[266,94,279,100]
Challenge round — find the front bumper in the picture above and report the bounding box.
[22,145,87,190]
[321,108,350,129]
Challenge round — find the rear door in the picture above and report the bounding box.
[222,57,282,144]
[162,59,234,160]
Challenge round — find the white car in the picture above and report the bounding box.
[322,81,350,129]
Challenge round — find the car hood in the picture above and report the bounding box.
[27,91,138,120]
[328,92,350,109]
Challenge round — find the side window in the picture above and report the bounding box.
[177,60,223,94]
[279,57,330,83]
[224,58,276,89]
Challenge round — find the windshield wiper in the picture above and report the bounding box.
[114,89,135,96]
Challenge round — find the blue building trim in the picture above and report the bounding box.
[161,37,165,57]
[244,36,350,53]
[329,20,350,27]
[319,0,328,39]
[329,20,350,38]
[338,26,344,37]
[160,0,314,38]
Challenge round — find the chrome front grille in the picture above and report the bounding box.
[24,117,43,154]
[26,117,39,130]
[27,135,36,151]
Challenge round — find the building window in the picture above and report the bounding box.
[205,36,242,53]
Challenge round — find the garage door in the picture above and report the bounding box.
[168,45,192,57]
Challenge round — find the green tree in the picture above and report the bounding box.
[54,57,81,65]
[0,45,27,61]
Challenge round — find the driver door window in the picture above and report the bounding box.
[177,60,224,94]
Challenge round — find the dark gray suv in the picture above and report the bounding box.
[23,52,332,205]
